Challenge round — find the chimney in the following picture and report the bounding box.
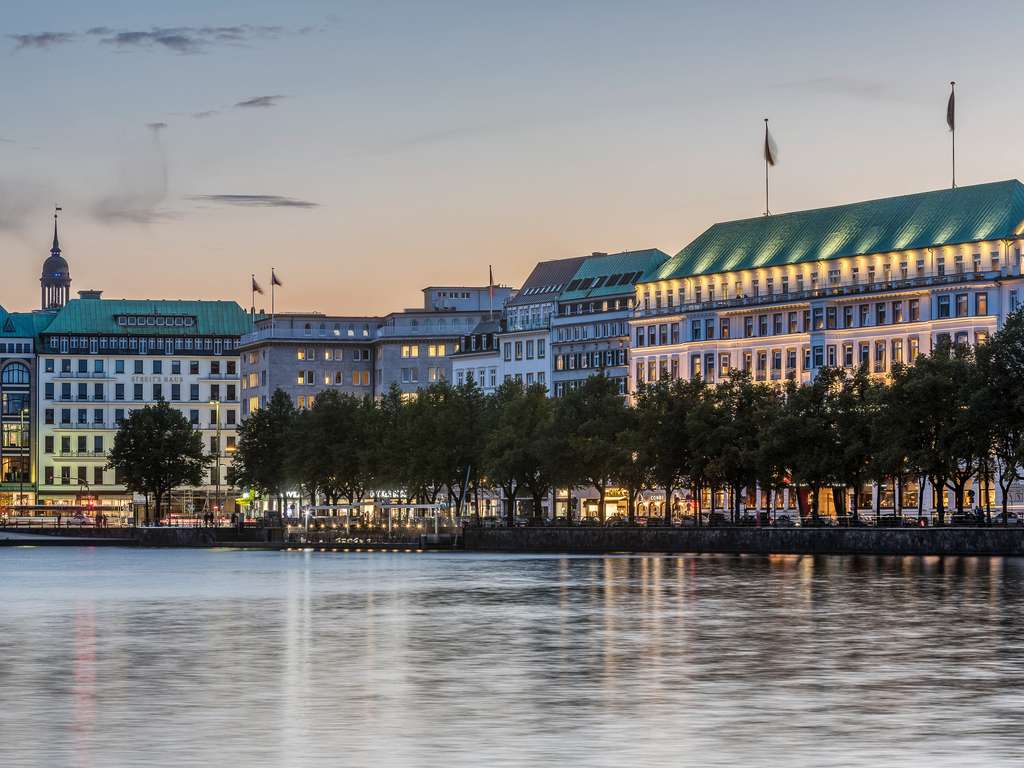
[78,290,103,300]
[591,252,608,257]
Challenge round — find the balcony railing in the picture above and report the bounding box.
[634,269,1006,319]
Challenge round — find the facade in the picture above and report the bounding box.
[35,295,251,518]
[500,257,584,390]
[451,320,502,394]
[551,249,668,397]
[630,179,1024,516]
[238,286,514,407]
[239,314,379,415]
[0,308,44,509]
[373,286,512,398]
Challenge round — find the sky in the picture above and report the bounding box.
[2,0,1023,315]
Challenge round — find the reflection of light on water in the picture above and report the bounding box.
[72,602,96,768]
[3,550,1024,767]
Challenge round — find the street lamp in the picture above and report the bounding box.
[210,399,221,526]
[18,407,29,510]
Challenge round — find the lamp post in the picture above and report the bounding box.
[18,407,28,509]
[210,399,221,526]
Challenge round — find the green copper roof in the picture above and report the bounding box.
[560,249,670,301]
[0,308,53,338]
[42,299,252,337]
[649,179,1024,283]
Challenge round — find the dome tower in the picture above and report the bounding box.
[41,206,71,310]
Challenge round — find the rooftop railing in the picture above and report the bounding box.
[634,269,1007,319]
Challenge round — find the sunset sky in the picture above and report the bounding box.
[3,0,1023,315]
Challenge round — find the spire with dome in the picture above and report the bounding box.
[41,206,71,310]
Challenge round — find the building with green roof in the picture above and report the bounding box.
[34,293,252,522]
[631,180,1024,387]
[551,249,669,397]
[629,179,1024,521]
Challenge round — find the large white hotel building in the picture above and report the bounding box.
[629,180,1024,514]
[631,180,1023,387]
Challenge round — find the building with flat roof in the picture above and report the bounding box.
[239,314,379,415]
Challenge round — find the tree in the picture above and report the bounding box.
[228,389,296,520]
[483,380,530,526]
[831,366,880,522]
[978,311,1024,523]
[767,376,840,522]
[555,374,631,523]
[708,371,779,523]
[613,407,653,524]
[107,399,209,525]
[887,343,973,525]
[636,379,698,524]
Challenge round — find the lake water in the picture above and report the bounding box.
[1,548,1023,767]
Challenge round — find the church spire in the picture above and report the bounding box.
[52,206,62,253]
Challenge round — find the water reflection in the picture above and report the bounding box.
[1,549,1023,767]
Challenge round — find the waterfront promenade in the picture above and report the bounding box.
[464,525,1024,557]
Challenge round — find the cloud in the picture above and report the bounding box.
[779,76,910,104]
[191,110,219,119]
[8,32,75,50]
[0,179,54,233]
[11,23,296,54]
[93,24,283,54]
[234,95,286,109]
[91,125,174,225]
[0,138,15,143]
[188,194,318,209]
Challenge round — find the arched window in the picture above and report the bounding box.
[1,362,30,385]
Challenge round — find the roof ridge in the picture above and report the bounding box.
[706,179,1023,230]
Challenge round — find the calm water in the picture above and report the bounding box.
[1,549,1023,767]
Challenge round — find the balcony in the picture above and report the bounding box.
[634,270,1006,319]
[52,451,107,460]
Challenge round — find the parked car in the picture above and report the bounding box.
[705,512,728,526]
[579,517,602,527]
[773,514,795,527]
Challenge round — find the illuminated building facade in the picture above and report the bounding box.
[551,249,668,397]
[35,296,251,518]
[630,179,1024,516]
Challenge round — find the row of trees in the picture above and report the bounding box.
[225,313,1024,527]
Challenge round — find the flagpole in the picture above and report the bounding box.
[250,274,255,317]
[270,267,275,333]
[764,118,770,216]
[950,81,956,189]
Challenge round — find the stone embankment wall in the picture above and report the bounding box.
[464,526,1024,556]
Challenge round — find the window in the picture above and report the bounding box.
[537,339,545,359]
[133,383,143,400]
[134,360,144,375]
[720,318,730,339]
[937,295,950,318]
[152,360,162,375]
[744,317,754,338]
[976,292,988,315]
[691,320,701,340]
[955,293,968,318]
[909,299,920,322]
[842,306,853,329]
[1,362,30,385]
[892,301,903,323]
[875,303,886,325]
[909,336,920,360]
[503,343,512,362]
